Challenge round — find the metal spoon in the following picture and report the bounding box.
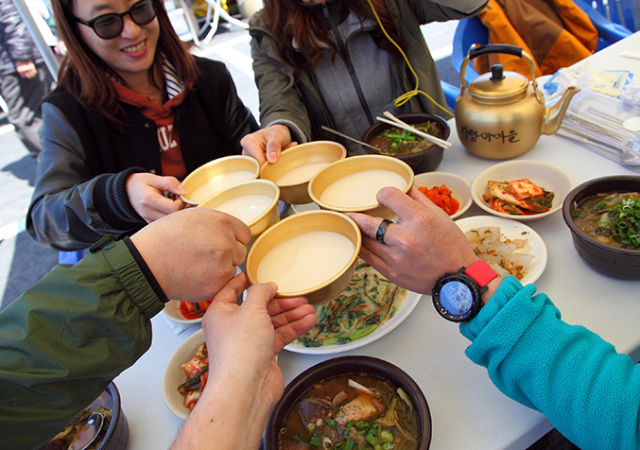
[320,125,380,151]
[69,412,104,450]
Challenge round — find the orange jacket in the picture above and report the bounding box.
[475,0,598,79]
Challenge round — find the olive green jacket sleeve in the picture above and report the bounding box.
[0,236,165,450]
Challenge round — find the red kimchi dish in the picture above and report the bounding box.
[482,178,554,215]
[178,297,214,320]
[177,342,209,410]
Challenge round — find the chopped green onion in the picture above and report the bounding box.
[323,337,339,346]
[310,436,320,446]
[346,420,355,428]
[380,430,393,443]
[307,422,317,432]
[382,443,395,450]
[344,438,356,450]
[365,434,378,446]
[326,417,337,429]
[355,420,368,429]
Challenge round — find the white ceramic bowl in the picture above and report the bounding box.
[414,172,472,220]
[161,300,204,326]
[162,329,278,420]
[471,160,573,221]
[162,329,205,420]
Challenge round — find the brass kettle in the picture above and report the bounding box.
[455,44,580,160]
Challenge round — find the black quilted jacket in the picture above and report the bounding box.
[0,0,43,76]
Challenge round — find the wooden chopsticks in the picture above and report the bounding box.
[376,111,452,150]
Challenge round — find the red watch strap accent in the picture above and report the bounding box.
[464,260,498,288]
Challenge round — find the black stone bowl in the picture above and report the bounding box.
[361,113,450,174]
[265,355,431,449]
[42,382,128,450]
[99,382,128,450]
[562,175,640,280]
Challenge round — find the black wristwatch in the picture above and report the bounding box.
[432,260,498,322]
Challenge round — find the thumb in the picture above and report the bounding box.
[212,273,251,307]
[266,142,282,164]
[376,187,422,222]
[242,282,279,312]
[266,132,289,164]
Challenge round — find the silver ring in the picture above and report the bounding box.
[376,219,393,244]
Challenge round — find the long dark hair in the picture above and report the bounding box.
[51,0,199,127]
[261,0,407,77]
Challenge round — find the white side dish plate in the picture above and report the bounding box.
[455,216,548,285]
[284,290,421,355]
[162,329,204,420]
[161,300,203,326]
[470,160,573,221]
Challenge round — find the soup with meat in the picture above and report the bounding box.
[571,191,640,250]
[41,393,113,450]
[278,374,419,450]
[368,122,443,156]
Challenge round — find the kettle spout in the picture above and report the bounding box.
[541,86,580,135]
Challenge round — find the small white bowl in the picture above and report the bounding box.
[162,329,278,420]
[471,160,573,221]
[414,172,472,220]
[161,300,204,326]
[162,329,205,420]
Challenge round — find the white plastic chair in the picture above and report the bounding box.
[199,0,249,45]
[0,95,8,121]
[165,0,202,46]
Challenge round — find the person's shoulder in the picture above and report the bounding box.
[44,88,105,126]
[45,88,81,109]
[192,57,234,92]
[248,10,267,29]
[194,56,229,76]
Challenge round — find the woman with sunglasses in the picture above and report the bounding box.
[26,0,258,251]
[240,0,486,165]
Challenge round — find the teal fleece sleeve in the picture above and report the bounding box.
[0,238,165,450]
[459,277,640,450]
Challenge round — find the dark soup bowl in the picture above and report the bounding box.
[41,382,129,450]
[562,175,640,280]
[361,113,450,174]
[265,356,431,450]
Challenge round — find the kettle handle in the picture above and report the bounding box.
[460,44,540,99]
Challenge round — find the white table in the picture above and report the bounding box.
[114,32,640,450]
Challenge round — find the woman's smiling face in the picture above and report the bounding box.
[72,0,160,86]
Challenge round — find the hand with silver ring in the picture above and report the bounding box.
[376,219,393,244]
[347,186,480,295]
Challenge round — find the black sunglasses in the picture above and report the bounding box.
[74,0,157,40]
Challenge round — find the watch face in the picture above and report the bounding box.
[439,280,473,317]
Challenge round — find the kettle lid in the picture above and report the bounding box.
[469,64,529,102]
